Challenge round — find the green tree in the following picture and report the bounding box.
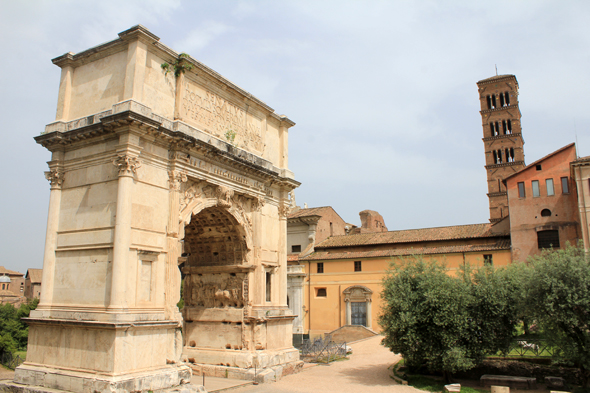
[380,256,518,381]
[527,244,590,386]
[0,298,39,354]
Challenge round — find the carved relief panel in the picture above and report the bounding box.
[180,80,265,155]
[185,272,246,308]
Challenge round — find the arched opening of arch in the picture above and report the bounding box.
[183,206,248,271]
[181,206,253,353]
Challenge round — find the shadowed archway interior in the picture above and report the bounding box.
[183,207,248,268]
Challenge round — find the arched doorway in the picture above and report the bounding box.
[343,285,373,329]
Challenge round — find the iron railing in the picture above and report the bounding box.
[0,351,24,370]
[501,339,557,358]
[300,335,348,363]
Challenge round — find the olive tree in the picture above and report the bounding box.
[380,256,518,381]
[527,244,590,386]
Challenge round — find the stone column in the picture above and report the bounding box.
[38,165,64,308]
[366,299,372,329]
[166,170,187,321]
[345,299,351,325]
[250,196,264,309]
[278,200,290,307]
[110,151,141,309]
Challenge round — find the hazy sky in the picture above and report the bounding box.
[1,1,589,273]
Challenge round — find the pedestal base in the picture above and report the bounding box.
[183,346,300,369]
[189,360,303,383]
[9,363,198,393]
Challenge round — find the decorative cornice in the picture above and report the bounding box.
[477,75,517,86]
[487,192,507,198]
[113,154,141,176]
[482,133,524,143]
[480,105,518,115]
[485,161,525,170]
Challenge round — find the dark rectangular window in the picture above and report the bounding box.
[483,254,493,265]
[265,272,271,302]
[532,180,540,197]
[316,288,327,297]
[291,245,301,253]
[354,261,362,272]
[537,230,560,249]
[561,177,570,194]
[518,182,525,198]
[546,179,554,196]
[317,262,324,274]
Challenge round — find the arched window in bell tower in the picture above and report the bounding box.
[491,95,497,109]
[504,92,510,106]
[487,96,492,109]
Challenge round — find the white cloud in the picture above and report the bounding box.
[174,21,232,54]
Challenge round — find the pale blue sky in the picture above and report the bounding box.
[1,1,589,272]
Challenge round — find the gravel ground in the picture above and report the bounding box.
[0,366,14,382]
[230,335,423,393]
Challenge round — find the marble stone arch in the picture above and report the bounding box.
[178,185,255,255]
[343,285,373,329]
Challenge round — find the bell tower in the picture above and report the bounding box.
[477,74,526,223]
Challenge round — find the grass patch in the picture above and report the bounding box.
[14,351,26,359]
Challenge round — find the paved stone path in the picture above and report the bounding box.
[228,335,423,393]
[0,336,422,393]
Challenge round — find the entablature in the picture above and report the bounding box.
[35,103,300,190]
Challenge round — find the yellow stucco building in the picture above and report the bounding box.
[288,211,511,337]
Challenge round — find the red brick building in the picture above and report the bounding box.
[504,143,580,262]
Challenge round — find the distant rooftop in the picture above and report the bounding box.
[315,223,506,249]
[0,266,23,276]
[301,239,511,261]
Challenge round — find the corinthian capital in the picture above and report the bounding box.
[113,154,141,176]
[168,170,188,191]
[278,202,291,219]
[44,169,65,188]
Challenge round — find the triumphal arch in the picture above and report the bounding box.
[13,25,300,392]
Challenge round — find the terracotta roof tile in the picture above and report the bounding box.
[26,269,43,283]
[301,240,511,261]
[288,206,334,219]
[0,266,23,276]
[315,223,504,249]
[287,254,299,262]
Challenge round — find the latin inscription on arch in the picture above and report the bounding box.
[181,81,264,154]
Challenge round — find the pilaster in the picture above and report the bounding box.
[109,137,142,310]
[37,156,65,309]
